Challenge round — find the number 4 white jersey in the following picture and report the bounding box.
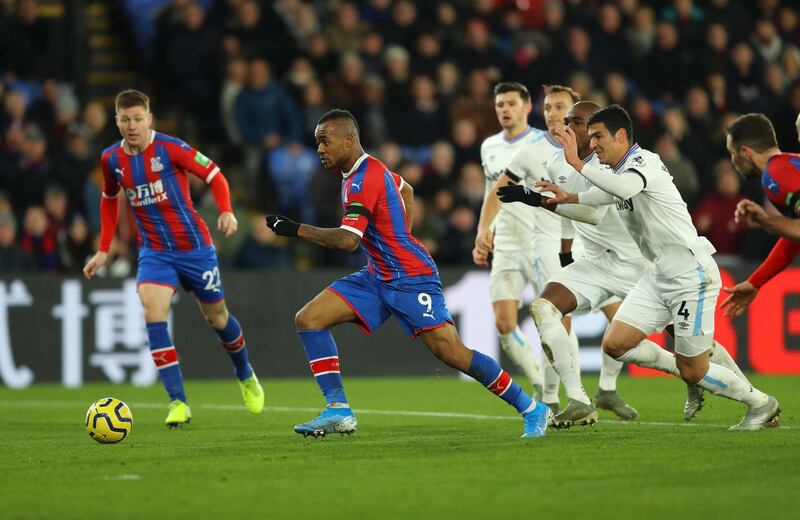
[546,150,642,261]
[481,127,543,252]
[611,145,715,272]
[505,132,562,251]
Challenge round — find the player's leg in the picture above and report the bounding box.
[490,251,543,397]
[594,300,639,421]
[292,270,391,437]
[136,250,191,427]
[667,258,779,429]
[139,282,192,426]
[197,298,264,414]
[418,323,550,438]
[529,282,598,428]
[532,254,565,412]
[178,246,264,414]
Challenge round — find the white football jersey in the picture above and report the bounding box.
[481,126,542,251]
[608,145,715,267]
[505,131,562,251]
[547,151,643,261]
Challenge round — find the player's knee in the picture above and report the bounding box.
[494,316,516,336]
[675,356,708,384]
[530,298,561,329]
[202,305,228,329]
[601,339,628,360]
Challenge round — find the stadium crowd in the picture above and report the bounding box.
[1,0,799,274]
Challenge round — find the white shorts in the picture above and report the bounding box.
[550,250,649,313]
[614,252,721,357]
[489,249,561,302]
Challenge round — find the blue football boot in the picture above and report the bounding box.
[294,407,357,438]
[521,401,552,438]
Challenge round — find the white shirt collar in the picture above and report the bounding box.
[342,153,369,178]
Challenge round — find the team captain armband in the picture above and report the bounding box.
[344,203,372,221]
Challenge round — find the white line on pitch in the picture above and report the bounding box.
[1,399,796,430]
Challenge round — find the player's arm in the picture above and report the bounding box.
[737,198,800,240]
[721,237,800,317]
[177,144,238,237]
[84,156,120,279]
[265,216,361,252]
[560,218,574,266]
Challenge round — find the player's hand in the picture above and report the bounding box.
[734,199,767,229]
[534,181,568,205]
[266,214,300,237]
[496,185,549,206]
[719,280,758,318]
[554,127,580,167]
[217,211,238,237]
[475,228,494,253]
[472,245,489,267]
[83,251,108,280]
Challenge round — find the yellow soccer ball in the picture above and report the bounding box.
[85,397,133,444]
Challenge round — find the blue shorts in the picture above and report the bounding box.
[137,246,225,303]
[327,267,453,338]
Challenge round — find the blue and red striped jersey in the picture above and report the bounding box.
[762,153,800,218]
[100,131,219,252]
[339,154,437,281]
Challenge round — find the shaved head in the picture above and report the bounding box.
[570,101,602,119]
[565,101,603,158]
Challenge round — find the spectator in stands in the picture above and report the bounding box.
[359,30,385,75]
[358,75,388,149]
[231,0,296,74]
[418,140,455,198]
[53,127,93,216]
[727,41,763,111]
[326,52,366,113]
[691,160,746,256]
[267,143,319,224]
[449,68,496,140]
[654,134,700,208]
[450,118,481,172]
[752,18,783,65]
[20,205,59,271]
[58,214,93,273]
[43,184,69,238]
[1,90,27,135]
[593,3,633,76]
[396,75,448,152]
[383,0,420,51]
[8,125,52,214]
[0,0,63,79]
[642,22,693,101]
[234,58,303,150]
[0,211,35,272]
[627,5,656,60]
[81,101,116,159]
[220,57,248,146]
[325,1,367,54]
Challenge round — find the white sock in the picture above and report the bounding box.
[599,352,623,391]
[498,327,543,387]
[542,356,560,404]
[697,363,768,407]
[531,299,590,405]
[616,339,681,377]
[709,340,750,385]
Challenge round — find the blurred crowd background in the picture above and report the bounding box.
[1,0,799,275]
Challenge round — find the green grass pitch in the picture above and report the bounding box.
[1,375,799,519]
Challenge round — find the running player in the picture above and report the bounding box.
[474,82,544,400]
[475,84,579,413]
[265,109,551,438]
[720,113,800,316]
[532,105,779,430]
[83,89,264,427]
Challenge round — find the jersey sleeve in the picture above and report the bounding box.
[505,147,532,184]
[100,153,120,198]
[763,157,800,217]
[340,174,382,238]
[171,141,221,184]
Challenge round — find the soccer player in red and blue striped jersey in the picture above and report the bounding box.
[721,113,800,319]
[266,109,551,438]
[83,89,264,426]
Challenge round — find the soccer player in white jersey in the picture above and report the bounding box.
[500,101,642,427]
[535,105,779,430]
[474,83,578,411]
